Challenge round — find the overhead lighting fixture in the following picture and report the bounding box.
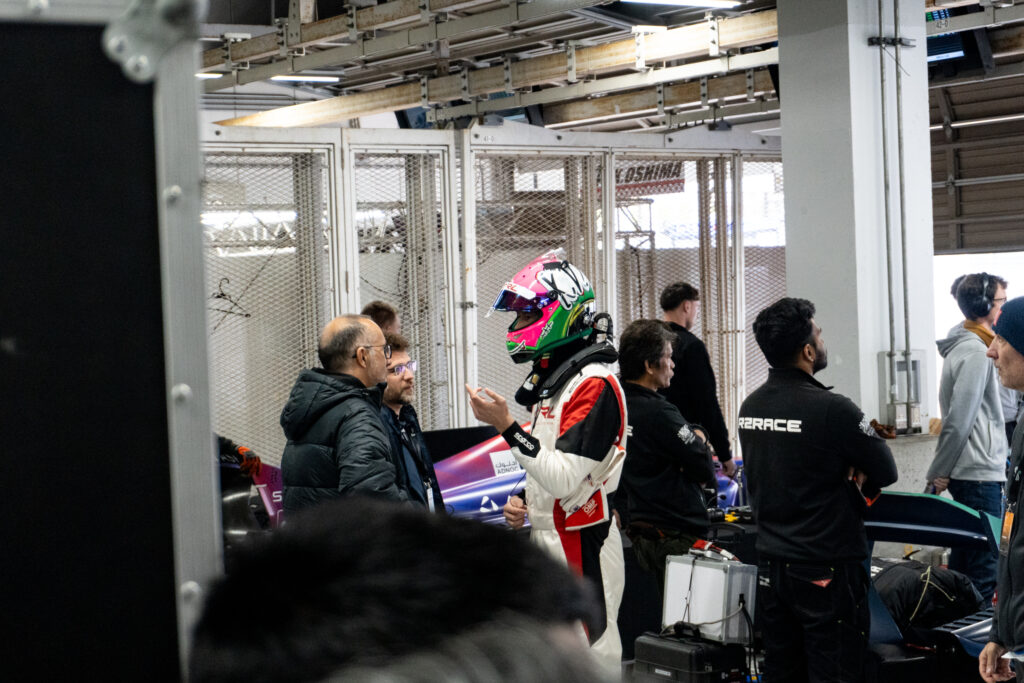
[270,75,341,83]
[622,0,741,8]
[929,112,1024,130]
[195,73,223,80]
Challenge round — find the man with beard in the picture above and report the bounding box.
[380,332,444,513]
[738,297,898,683]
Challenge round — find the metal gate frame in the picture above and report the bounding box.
[202,126,346,312]
[340,129,465,426]
[465,123,778,442]
[202,123,780,435]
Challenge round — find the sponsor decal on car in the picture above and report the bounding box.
[489,449,524,476]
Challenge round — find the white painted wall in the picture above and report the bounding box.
[779,0,937,423]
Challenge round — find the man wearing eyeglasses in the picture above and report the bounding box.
[281,314,410,513]
[380,333,445,513]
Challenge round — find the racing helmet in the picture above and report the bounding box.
[490,250,596,363]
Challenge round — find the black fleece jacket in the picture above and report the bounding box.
[738,368,897,562]
[280,369,407,512]
[621,382,715,536]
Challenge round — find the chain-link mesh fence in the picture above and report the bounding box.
[704,158,739,443]
[740,158,786,395]
[473,154,601,424]
[614,157,701,328]
[353,152,452,431]
[201,138,785,447]
[202,151,331,465]
[613,156,743,453]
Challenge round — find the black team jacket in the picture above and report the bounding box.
[738,368,898,562]
[621,382,716,536]
[661,322,733,463]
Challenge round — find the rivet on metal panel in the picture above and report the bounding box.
[164,185,183,203]
[746,69,755,100]
[420,74,430,108]
[460,68,470,97]
[27,0,48,14]
[286,0,302,46]
[707,12,720,58]
[503,56,513,93]
[634,33,646,71]
[274,18,288,56]
[103,0,203,83]
[107,35,128,55]
[700,76,709,106]
[566,43,578,83]
[348,5,358,42]
[126,54,151,77]
[656,83,665,116]
[172,383,193,402]
[180,580,202,603]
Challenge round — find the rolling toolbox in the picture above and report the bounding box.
[633,632,748,682]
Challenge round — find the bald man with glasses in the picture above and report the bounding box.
[380,332,446,513]
[281,315,411,513]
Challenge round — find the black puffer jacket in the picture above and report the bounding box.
[280,369,407,512]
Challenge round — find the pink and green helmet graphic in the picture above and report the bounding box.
[490,250,596,363]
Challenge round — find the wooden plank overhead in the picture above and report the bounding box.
[543,70,776,126]
[216,9,779,127]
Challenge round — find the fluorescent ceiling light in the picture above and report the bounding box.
[928,112,1024,130]
[621,0,741,8]
[270,74,340,83]
[195,73,223,79]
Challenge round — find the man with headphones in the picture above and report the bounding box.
[927,272,1009,602]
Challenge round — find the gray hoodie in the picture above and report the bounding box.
[927,323,1007,482]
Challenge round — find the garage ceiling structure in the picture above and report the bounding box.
[198,0,1024,253]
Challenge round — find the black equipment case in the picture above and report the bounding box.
[633,632,748,682]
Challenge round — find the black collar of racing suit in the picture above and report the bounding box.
[514,340,618,407]
[766,366,833,391]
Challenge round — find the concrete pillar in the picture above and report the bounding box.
[778,0,937,424]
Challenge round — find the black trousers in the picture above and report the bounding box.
[758,559,869,683]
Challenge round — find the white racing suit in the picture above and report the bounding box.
[501,357,627,671]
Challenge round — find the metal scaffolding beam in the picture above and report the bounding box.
[216,12,779,126]
[202,0,602,72]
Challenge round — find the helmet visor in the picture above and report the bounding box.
[490,283,551,313]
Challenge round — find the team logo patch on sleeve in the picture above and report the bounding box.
[859,417,880,438]
[677,424,695,444]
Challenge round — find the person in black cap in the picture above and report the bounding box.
[981,296,1024,683]
[738,297,898,683]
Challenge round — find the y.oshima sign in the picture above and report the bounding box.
[613,161,686,198]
